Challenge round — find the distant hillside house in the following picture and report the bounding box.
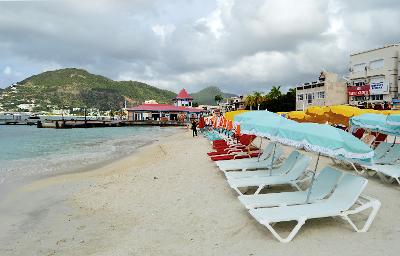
[174,89,193,107]
[144,100,158,104]
[219,96,245,113]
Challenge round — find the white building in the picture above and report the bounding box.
[296,71,348,110]
[348,44,400,107]
[144,100,158,104]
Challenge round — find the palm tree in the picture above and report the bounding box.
[268,86,282,100]
[245,95,255,110]
[214,94,223,105]
[253,91,263,110]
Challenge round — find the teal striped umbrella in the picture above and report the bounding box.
[387,114,400,126]
[350,113,400,136]
[235,111,374,203]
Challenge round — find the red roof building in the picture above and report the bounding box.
[173,88,193,107]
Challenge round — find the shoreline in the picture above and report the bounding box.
[0,126,183,202]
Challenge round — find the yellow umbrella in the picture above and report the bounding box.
[287,111,310,122]
[306,106,329,116]
[224,110,249,121]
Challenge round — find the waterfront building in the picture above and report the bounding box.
[173,89,193,107]
[348,44,400,107]
[295,71,347,111]
[127,104,203,122]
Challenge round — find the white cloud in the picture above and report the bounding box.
[1,0,400,94]
[151,24,176,46]
[3,66,12,76]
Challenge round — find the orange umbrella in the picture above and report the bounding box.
[198,116,205,129]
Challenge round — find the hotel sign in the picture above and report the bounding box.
[348,85,370,96]
[370,77,388,95]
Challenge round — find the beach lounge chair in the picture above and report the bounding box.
[372,142,392,161]
[373,165,400,186]
[216,142,278,168]
[220,146,284,173]
[248,174,381,243]
[352,128,365,139]
[223,150,298,178]
[373,143,400,165]
[238,166,343,209]
[227,154,311,195]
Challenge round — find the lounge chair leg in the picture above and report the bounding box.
[341,196,381,233]
[262,218,306,243]
[376,172,395,184]
[254,184,265,195]
[233,187,244,196]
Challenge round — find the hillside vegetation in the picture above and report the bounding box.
[191,86,237,105]
[0,68,176,111]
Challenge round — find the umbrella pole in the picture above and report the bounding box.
[257,137,263,162]
[305,152,321,203]
[393,136,397,146]
[269,143,277,176]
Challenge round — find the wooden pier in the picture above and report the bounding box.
[37,120,187,129]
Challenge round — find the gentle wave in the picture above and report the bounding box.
[0,125,178,184]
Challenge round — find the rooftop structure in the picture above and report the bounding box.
[295,71,348,111]
[173,89,193,107]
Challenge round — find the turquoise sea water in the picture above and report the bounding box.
[0,125,177,184]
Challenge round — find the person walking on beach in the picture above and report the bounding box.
[191,120,198,137]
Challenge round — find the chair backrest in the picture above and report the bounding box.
[275,150,300,173]
[373,142,392,160]
[377,143,400,164]
[239,134,256,146]
[373,132,387,143]
[352,128,365,139]
[286,155,311,180]
[326,174,368,212]
[258,142,275,160]
[309,166,343,200]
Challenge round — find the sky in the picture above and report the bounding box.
[0,0,400,94]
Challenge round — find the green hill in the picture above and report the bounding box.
[191,86,237,105]
[0,68,176,111]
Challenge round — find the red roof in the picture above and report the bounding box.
[174,89,193,100]
[127,104,203,113]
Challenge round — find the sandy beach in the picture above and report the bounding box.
[0,128,399,256]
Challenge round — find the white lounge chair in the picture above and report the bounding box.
[227,155,311,195]
[216,142,279,168]
[370,164,400,186]
[238,166,343,209]
[249,174,381,243]
[224,150,300,179]
[220,146,284,173]
[359,143,400,176]
[373,144,400,165]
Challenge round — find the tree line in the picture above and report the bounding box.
[244,86,296,112]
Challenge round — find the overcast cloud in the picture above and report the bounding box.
[0,0,399,94]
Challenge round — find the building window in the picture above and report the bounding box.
[297,94,304,101]
[353,63,366,72]
[371,94,383,101]
[317,91,325,99]
[307,93,313,104]
[369,59,384,70]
